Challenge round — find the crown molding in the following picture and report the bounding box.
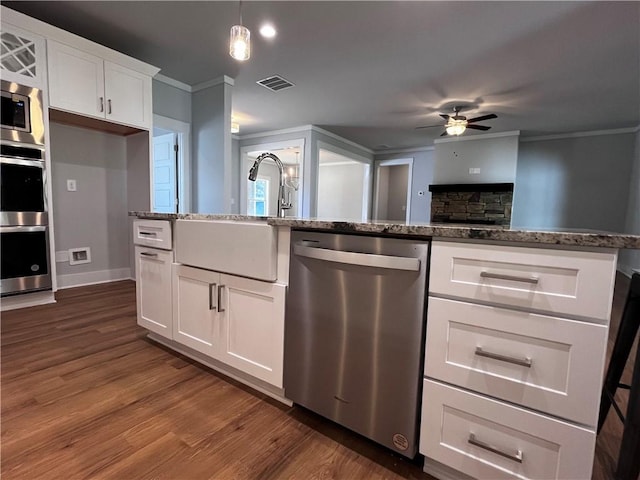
[521,126,640,143]
[309,126,374,155]
[434,130,521,144]
[192,75,235,92]
[238,124,314,140]
[154,74,192,92]
[375,145,435,155]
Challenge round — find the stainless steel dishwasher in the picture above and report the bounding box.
[284,230,429,458]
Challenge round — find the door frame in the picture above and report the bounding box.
[239,138,305,216]
[152,114,191,213]
[373,158,414,222]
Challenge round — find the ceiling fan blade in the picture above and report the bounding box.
[467,113,497,123]
[466,124,491,131]
[415,124,443,130]
[439,114,450,120]
[440,131,448,136]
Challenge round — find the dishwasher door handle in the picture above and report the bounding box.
[293,244,420,271]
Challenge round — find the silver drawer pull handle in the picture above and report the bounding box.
[99,96,104,112]
[209,283,217,311]
[107,99,112,114]
[139,231,157,236]
[468,433,523,463]
[140,252,158,258]
[475,347,532,368]
[480,271,539,284]
[217,284,225,313]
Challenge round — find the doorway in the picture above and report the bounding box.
[152,115,191,213]
[240,139,304,217]
[374,158,413,222]
[316,145,370,221]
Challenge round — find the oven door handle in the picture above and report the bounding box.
[0,156,45,168]
[0,226,47,233]
[293,243,420,271]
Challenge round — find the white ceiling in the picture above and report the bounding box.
[6,1,639,151]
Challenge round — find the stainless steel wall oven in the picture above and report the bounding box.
[1,80,50,296]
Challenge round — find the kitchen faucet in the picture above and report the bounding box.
[248,152,293,218]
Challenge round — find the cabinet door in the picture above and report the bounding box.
[135,246,173,338]
[104,61,151,129]
[217,274,286,387]
[47,40,105,118]
[0,23,46,89]
[173,265,220,356]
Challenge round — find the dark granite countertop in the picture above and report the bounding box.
[129,212,640,249]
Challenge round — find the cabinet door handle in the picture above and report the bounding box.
[217,285,225,312]
[140,251,158,258]
[99,96,104,112]
[480,271,539,284]
[468,433,523,463]
[107,99,112,114]
[208,283,218,311]
[475,347,532,368]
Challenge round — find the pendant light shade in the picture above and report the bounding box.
[230,24,250,61]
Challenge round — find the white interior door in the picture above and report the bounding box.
[153,132,177,213]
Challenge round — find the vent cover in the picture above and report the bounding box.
[257,75,295,92]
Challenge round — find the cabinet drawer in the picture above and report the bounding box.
[420,379,595,480]
[429,241,617,321]
[133,219,172,250]
[135,246,172,338]
[425,297,607,426]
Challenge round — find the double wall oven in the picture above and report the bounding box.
[1,79,51,296]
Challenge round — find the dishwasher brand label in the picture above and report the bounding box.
[392,433,408,450]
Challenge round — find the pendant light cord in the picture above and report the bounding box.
[239,0,243,26]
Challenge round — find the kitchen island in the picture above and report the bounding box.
[130,212,639,480]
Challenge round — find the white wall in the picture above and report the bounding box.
[317,162,366,220]
[618,129,640,275]
[50,122,131,285]
[152,79,192,124]
[512,132,635,231]
[433,133,519,184]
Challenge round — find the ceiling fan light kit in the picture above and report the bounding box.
[417,106,498,137]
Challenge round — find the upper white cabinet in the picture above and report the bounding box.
[47,40,152,129]
[0,23,46,89]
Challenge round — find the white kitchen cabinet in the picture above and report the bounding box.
[172,264,219,356]
[135,246,173,339]
[217,274,286,387]
[47,40,152,129]
[0,22,46,89]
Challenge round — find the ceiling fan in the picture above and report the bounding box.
[416,106,497,136]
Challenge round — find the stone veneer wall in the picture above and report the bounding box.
[430,185,513,225]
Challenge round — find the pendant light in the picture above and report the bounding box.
[230,1,250,61]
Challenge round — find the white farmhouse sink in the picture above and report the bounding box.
[175,219,278,281]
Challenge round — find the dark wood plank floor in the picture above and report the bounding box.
[1,275,634,479]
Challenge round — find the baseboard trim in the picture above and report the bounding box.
[57,268,132,289]
[1,290,56,311]
[423,456,475,480]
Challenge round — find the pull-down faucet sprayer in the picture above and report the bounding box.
[248,152,293,218]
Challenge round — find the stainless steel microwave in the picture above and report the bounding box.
[1,80,44,146]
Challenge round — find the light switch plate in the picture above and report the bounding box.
[469,168,481,174]
[67,179,77,191]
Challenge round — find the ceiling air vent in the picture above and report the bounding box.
[257,75,295,92]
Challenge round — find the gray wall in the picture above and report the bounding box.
[375,149,434,223]
[433,134,519,184]
[50,122,130,277]
[512,133,635,231]
[619,129,640,274]
[152,79,192,124]
[192,82,232,213]
[317,162,367,220]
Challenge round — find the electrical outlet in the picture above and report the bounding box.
[67,179,77,191]
[469,168,481,175]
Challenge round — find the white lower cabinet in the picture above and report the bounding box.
[172,264,219,356]
[218,274,286,387]
[171,265,286,388]
[420,379,595,480]
[135,246,173,339]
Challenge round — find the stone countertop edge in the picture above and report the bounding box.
[129,212,640,249]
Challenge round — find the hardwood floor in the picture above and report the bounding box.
[1,276,635,479]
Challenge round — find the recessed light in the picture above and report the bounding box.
[259,24,276,38]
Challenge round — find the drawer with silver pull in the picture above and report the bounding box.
[429,240,617,322]
[133,219,172,250]
[419,379,596,480]
[424,297,607,426]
